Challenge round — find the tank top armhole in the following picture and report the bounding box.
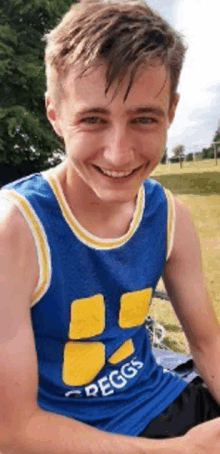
[163,188,176,261]
[0,189,51,306]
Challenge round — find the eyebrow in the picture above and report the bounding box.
[127,106,165,117]
[77,106,165,117]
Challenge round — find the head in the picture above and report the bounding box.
[43,1,187,206]
[44,0,187,108]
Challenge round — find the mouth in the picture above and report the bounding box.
[93,164,144,179]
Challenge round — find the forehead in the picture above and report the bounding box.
[60,63,171,112]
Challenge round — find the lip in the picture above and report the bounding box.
[92,164,145,181]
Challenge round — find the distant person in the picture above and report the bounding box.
[1,1,220,453]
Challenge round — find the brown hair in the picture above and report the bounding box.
[44,0,187,103]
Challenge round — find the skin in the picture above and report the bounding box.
[1,61,220,454]
[46,63,177,237]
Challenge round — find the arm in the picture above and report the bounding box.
[0,198,187,454]
[163,198,220,403]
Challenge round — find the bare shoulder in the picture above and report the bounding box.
[0,196,30,240]
[169,196,201,263]
[164,195,202,286]
[0,197,38,310]
[0,198,39,446]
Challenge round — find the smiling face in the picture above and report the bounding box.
[46,63,178,206]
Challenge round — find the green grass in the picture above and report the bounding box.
[149,159,220,353]
[152,171,220,195]
[152,159,220,176]
[152,160,220,195]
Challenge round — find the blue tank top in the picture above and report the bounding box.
[1,171,186,436]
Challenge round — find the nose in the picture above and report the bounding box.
[103,126,135,168]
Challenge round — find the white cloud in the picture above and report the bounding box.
[166,0,220,153]
[141,0,220,153]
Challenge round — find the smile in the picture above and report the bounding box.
[93,165,143,179]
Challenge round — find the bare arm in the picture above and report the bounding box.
[163,198,220,403]
[184,417,220,454]
[0,199,187,454]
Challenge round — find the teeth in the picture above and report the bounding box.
[99,168,136,178]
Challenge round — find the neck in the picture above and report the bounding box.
[52,161,137,238]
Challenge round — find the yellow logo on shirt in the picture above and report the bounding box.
[62,288,152,386]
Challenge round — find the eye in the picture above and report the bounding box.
[80,117,106,125]
[131,117,157,125]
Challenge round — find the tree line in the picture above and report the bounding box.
[0,0,74,186]
[1,0,219,185]
[166,122,220,166]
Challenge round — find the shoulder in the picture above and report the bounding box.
[143,179,176,259]
[1,173,55,241]
[142,178,171,211]
[143,178,173,208]
[1,173,52,206]
[0,196,38,303]
[0,200,40,444]
[166,196,200,266]
[143,177,164,195]
[173,198,198,248]
[0,197,29,242]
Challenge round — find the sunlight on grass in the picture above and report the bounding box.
[149,298,189,353]
[149,159,220,353]
[152,172,220,195]
[152,159,220,176]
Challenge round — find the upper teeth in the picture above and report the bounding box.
[100,168,135,178]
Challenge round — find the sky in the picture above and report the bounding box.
[146,0,220,156]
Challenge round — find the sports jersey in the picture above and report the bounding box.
[1,171,187,436]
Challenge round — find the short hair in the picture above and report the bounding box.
[44,0,187,104]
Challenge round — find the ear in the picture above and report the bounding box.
[168,93,179,126]
[45,93,63,137]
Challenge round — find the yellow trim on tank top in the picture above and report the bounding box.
[43,172,145,250]
[0,189,51,305]
[164,188,175,260]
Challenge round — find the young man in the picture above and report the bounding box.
[1,0,220,453]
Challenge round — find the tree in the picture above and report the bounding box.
[0,0,73,185]
[211,119,220,164]
[161,147,168,164]
[202,119,220,162]
[202,147,213,160]
[186,152,193,162]
[172,144,185,168]
[213,119,220,144]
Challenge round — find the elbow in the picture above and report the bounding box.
[187,322,220,352]
[189,328,220,360]
[0,406,40,454]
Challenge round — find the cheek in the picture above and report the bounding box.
[141,133,165,158]
[64,132,101,162]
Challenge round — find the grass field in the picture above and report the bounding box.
[149,159,220,353]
